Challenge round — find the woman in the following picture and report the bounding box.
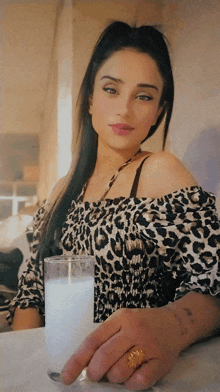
[8,22,220,390]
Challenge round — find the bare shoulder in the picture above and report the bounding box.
[138,151,197,199]
[145,151,194,175]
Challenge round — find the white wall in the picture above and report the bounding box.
[1,1,56,135]
[164,0,220,212]
[57,0,73,181]
[38,0,74,201]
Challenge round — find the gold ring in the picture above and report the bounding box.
[126,346,146,370]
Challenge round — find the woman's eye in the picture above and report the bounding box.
[103,87,117,95]
[136,94,152,101]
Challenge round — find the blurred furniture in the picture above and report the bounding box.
[0,180,38,221]
[0,247,24,332]
[0,247,23,291]
[0,213,35,332]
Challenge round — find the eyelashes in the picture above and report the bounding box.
[103,87,117,94]
[136,95,153,101]
[102,87,153,101]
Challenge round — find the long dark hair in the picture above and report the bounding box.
[37,21,174,263]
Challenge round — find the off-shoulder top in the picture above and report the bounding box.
[7,184,220,325]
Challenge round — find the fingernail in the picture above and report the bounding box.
[60,370,72,385]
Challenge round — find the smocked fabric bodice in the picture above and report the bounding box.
[7,186,220,324]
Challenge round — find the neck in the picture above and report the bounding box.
[94,143,141,176]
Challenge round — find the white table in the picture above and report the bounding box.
[1,327,220,392]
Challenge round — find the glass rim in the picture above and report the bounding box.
[44,255,95,264]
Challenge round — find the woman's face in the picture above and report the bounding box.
[89,48,164,153]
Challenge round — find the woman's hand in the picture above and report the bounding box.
[61,306,184,391]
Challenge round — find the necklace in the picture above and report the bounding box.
[100,149,141,200]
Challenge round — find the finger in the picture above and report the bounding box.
[125,358,175,391]
[87,330,132,381]
[61,317,121,385]
[106,349,135,384]
[106,345,149,384]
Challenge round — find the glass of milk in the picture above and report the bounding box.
[44,255,95,384]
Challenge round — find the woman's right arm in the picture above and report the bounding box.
[12,308,44,330]
[10,177,66,331]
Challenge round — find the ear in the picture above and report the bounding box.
[152,104,164,126]
[88,95,93,115]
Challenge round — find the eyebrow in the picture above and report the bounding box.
[100,75,159,91]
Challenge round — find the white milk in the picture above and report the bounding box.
[45,276,95,373]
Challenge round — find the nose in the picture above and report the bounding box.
[116,96,131,117]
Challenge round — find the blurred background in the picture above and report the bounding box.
[0,0,220,223]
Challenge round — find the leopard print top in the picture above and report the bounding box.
[7,186,220,324]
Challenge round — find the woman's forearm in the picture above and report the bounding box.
[164,291,220,352]
[12,307,44,330]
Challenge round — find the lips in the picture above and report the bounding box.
[110,123,134,136]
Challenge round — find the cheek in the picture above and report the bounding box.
[91,98,109,131]
[137,110,156,128]
[92,95,108,117]
[94,99,116,125]
[140,104,161,126]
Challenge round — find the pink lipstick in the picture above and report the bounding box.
[110,123,134,136]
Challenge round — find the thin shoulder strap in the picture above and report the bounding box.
[130,156,150,198]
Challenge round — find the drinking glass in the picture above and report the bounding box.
[44,255,95,385]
